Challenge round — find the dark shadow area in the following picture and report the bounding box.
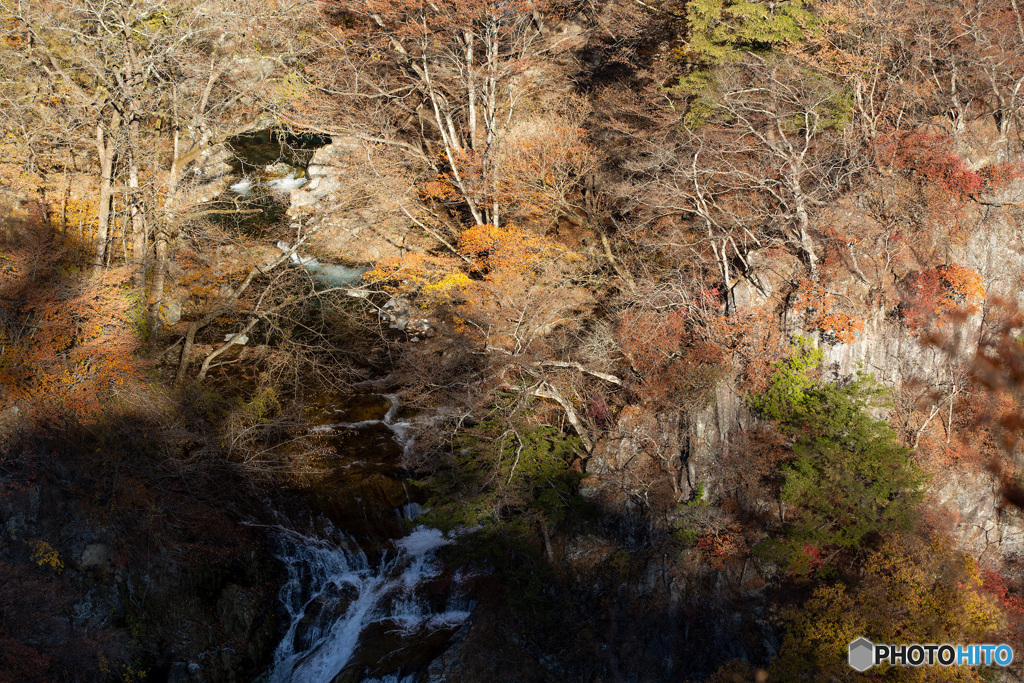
[1,206,777,683]
[226,129,331,174]
[0,210,287,681]
[409,491,781,683]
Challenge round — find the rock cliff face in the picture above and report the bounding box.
[580,209,1024,567]
[267,122,1024,681]
[582,308,1024,563]
[287,137,433,263]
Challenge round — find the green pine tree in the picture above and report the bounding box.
[752,340,927,567]
[684,0,818,65]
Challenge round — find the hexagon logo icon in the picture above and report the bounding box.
[848,637,874,672]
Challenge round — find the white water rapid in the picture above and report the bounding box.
[309,394,417,457]
[264,395,470,682]
[266,520,471,682]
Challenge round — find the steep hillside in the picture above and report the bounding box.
[4,0,1024,681]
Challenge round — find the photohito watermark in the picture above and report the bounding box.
[848,638,1015,672]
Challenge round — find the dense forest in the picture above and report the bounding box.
[3,0,1024,680]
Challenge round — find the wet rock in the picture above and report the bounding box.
[379,297,434,340]
[330,668,362,683]
[216,583,258,635]
[264,161,295,176]
[350,618,464,679]
[293,583,359,650]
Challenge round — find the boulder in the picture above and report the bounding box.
[79,543,113,571]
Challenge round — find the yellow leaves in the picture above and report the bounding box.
[62,196,99,234]
[771,582,865,681]
[864,535,1002,642]
[774,533,1000,682]
[29,539,63,573]
[420,271,472,300]
[365,252,464,296]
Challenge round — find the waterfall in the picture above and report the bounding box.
[263,394,470,682]
[310,395,417,457]
[266,519,471,682]
[230,177,253,195]
[267,171,308,192]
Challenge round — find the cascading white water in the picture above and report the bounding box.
[310,395,418,457]
[273,240,369,289]
[266,521,471,682]
[264,395,470,682]
[267,171,308,191]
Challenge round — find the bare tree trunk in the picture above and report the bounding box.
[715,239,734,313]
[197,316,260,381]
[947,383,957,444]
[485,22,500,227]
[465,30,478,150]
[121,31,148,290]
[422,58,486,226]
[540,523,555,564]
[531,381,592,451]
[600,231,636,293]
[92,122,114,274]
[150,127,183,346]
[127,121,147,289]
[175,319,201,385]
[60,163,69,232]
[148,229,169,345]
[92,117,120,277]
[790,171,817,276]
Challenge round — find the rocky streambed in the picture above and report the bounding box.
[204,131,476,682]
[256,392,475,683]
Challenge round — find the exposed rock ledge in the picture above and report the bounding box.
[286,137,433,263]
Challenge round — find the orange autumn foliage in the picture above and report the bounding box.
[366,224,567,298]
[366,224,590,357]
[616,283,785,408]
[791,277,864,344]
[874,130,983,207]
[458,223,559,276]
[495,113,598,229]
[364,252,469,302]
[899,263,986,332]
[0,220,143,424]
[696,524,748,570]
